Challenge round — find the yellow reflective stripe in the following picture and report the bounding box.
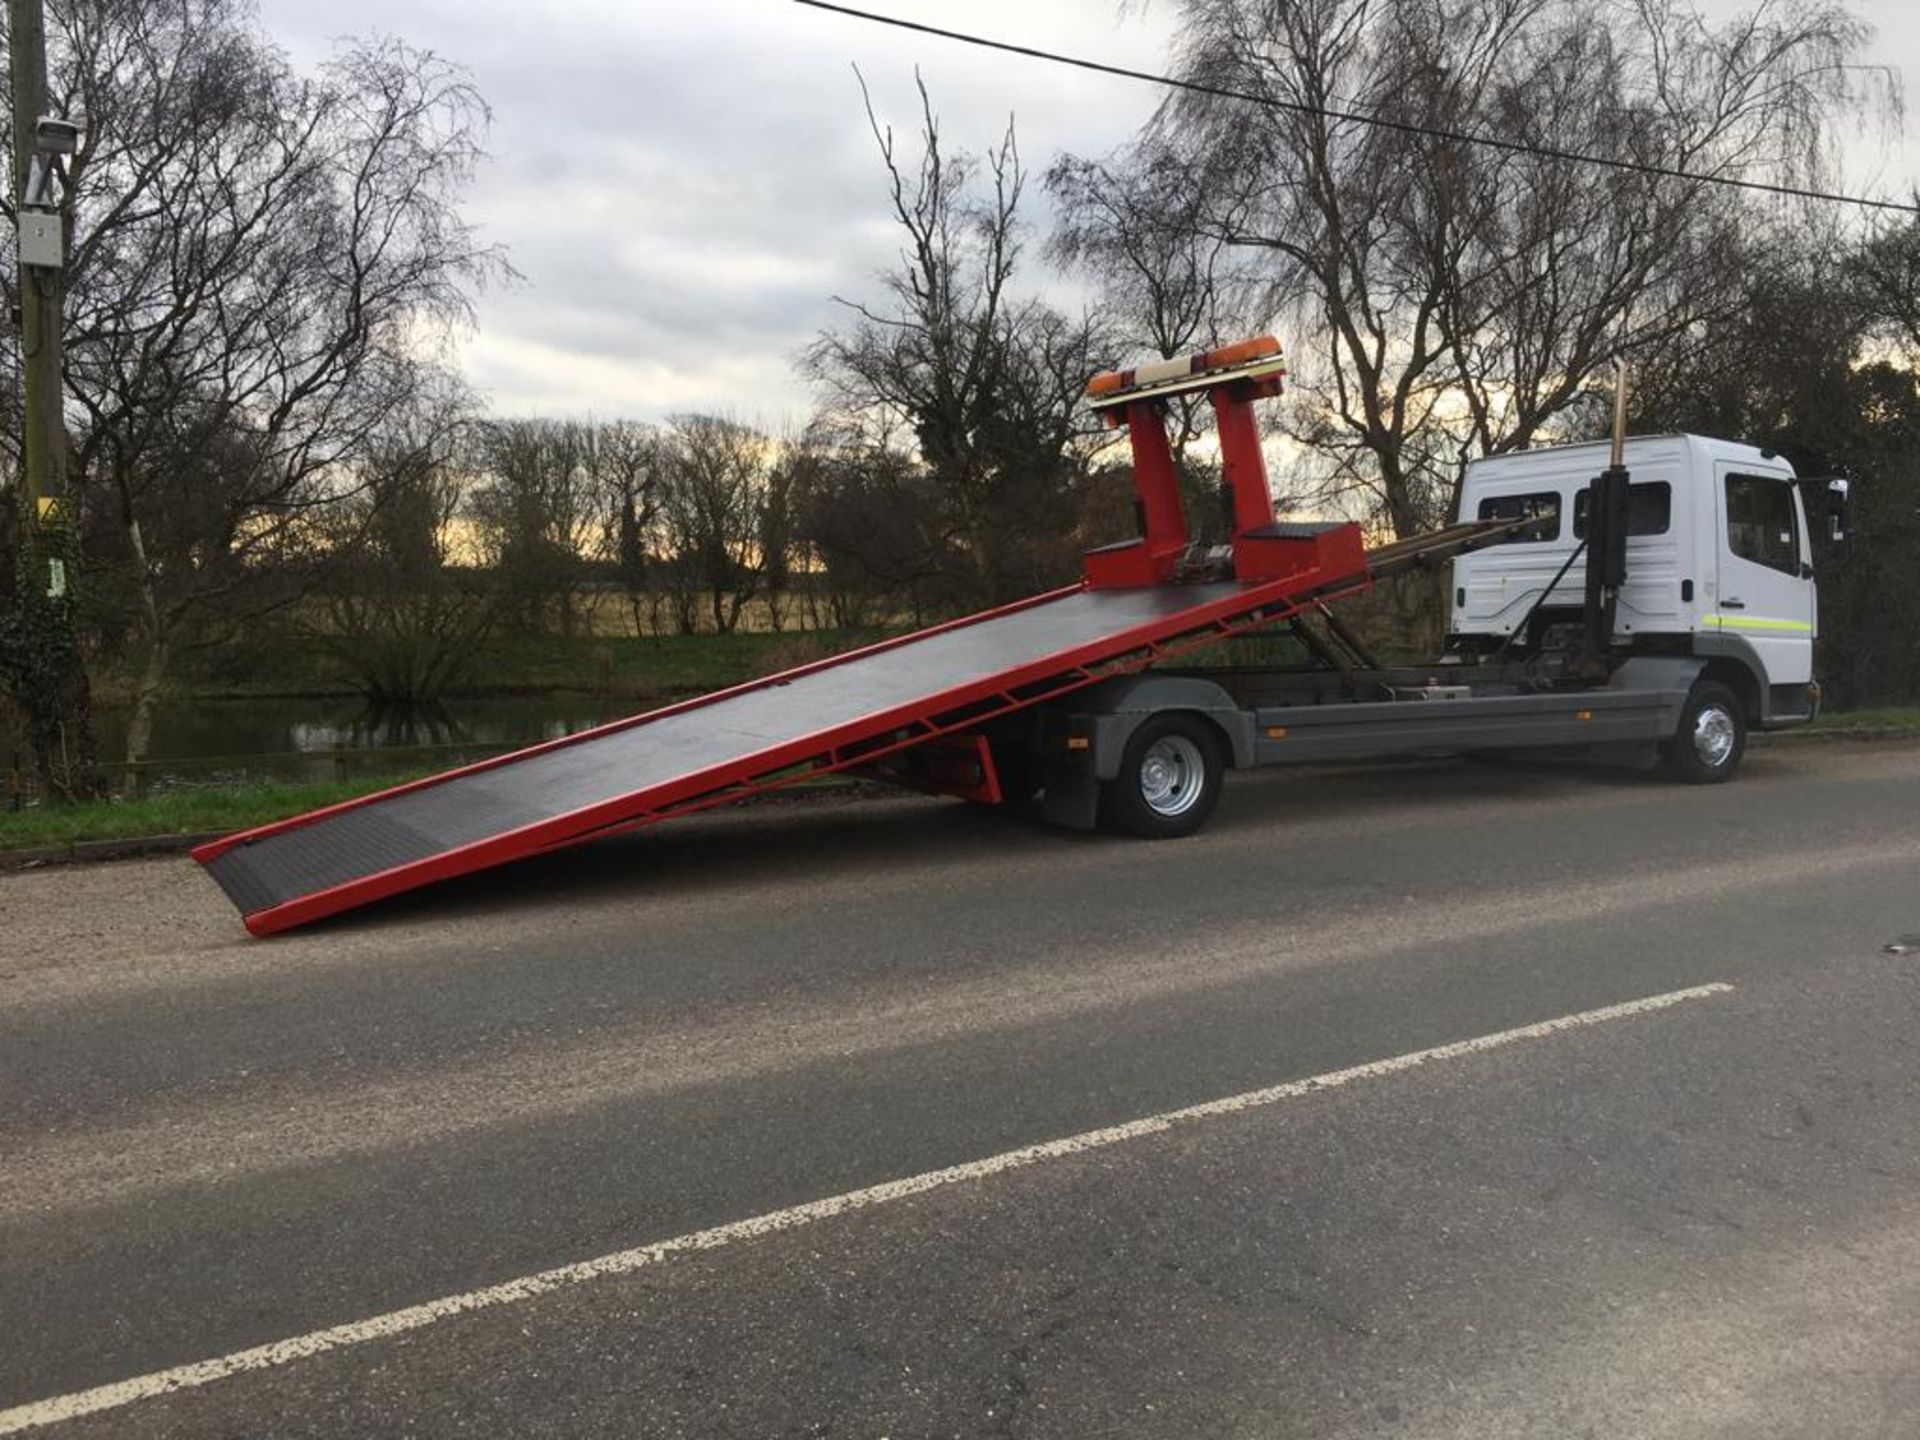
[1702,614,1814,633]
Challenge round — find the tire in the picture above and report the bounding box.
[1662,680,1746,784]
[1100,714,1225,838]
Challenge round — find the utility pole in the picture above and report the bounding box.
[7,0,95,799]
[10,0,67,572]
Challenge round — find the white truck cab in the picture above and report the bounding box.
[1450,434,1820,728]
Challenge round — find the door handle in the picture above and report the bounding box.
[1721,598,1745,609]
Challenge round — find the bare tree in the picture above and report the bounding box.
[0,0,505,765]
[316,387,494,711]
[1857,201,1920,353]
[759,433,803,633]
[1048,138,1235,467]
[584,421,665,637]
[808,75,1116,605]
[656,414,772,635]
[789,422,955,628]
[1436,1,1882,473]
[467,419,608,637]
[1127,0,1887,535]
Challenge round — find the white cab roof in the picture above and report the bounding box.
[1465,433,1796,482]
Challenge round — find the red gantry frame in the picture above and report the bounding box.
[195,336,1375,935]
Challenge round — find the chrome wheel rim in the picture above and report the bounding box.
[1693,705,1737,769]
[1139,735,1206,817]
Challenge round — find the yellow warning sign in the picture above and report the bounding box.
[36,495,64,523]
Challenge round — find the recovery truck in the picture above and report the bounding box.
[194,337,1836,934]
[1025,358,1834,839]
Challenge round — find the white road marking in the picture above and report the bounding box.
[0,981,1733,1434]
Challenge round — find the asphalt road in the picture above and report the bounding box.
[3,741,1919,1437]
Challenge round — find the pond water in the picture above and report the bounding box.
[78,694,641,789]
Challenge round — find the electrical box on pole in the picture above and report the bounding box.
[18,209,61,267]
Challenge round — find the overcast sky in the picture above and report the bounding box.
[253,0,1920,427]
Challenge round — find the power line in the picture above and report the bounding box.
[791,0,1920,218]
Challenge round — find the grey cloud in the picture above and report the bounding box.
[257,0,1175,418]
[256,0,1920,423]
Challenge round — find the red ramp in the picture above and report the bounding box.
[194,542,1369,935]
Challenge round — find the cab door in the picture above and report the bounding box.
[1713,466,1816,685]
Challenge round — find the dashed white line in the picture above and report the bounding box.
[0,981,1734,1434]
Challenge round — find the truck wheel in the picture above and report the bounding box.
[1663,681,1746,783]
[1101,715,1224,838]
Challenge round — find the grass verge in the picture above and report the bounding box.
[1806,706,1920,735]
[0,774,433,854]
[0,767,868,856]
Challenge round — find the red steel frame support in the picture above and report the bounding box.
[1084,401,1192,588]
[1212,388,1277,536]
[1084,367,1288,590]
[1127,401,1189,555]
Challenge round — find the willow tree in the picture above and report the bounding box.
[1080,0,1887,536]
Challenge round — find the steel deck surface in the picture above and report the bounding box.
[193,519,1539,935]
[199,580,1279,932]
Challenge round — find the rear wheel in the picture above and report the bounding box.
[1662,680,1746,783]
[1101,714,1225,838]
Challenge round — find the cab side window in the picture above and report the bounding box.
[1477,491,1560,543]
[1725,474,1799,574]
[1573,481,1671,537]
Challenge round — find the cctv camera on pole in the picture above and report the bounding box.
[17,115,76,272]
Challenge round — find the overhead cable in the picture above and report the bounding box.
[791,0,1920,217]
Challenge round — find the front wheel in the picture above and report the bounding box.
[1662,680,1746,783]
[1101,715,1225,838]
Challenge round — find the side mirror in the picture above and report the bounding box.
[1827,478,1851,542]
